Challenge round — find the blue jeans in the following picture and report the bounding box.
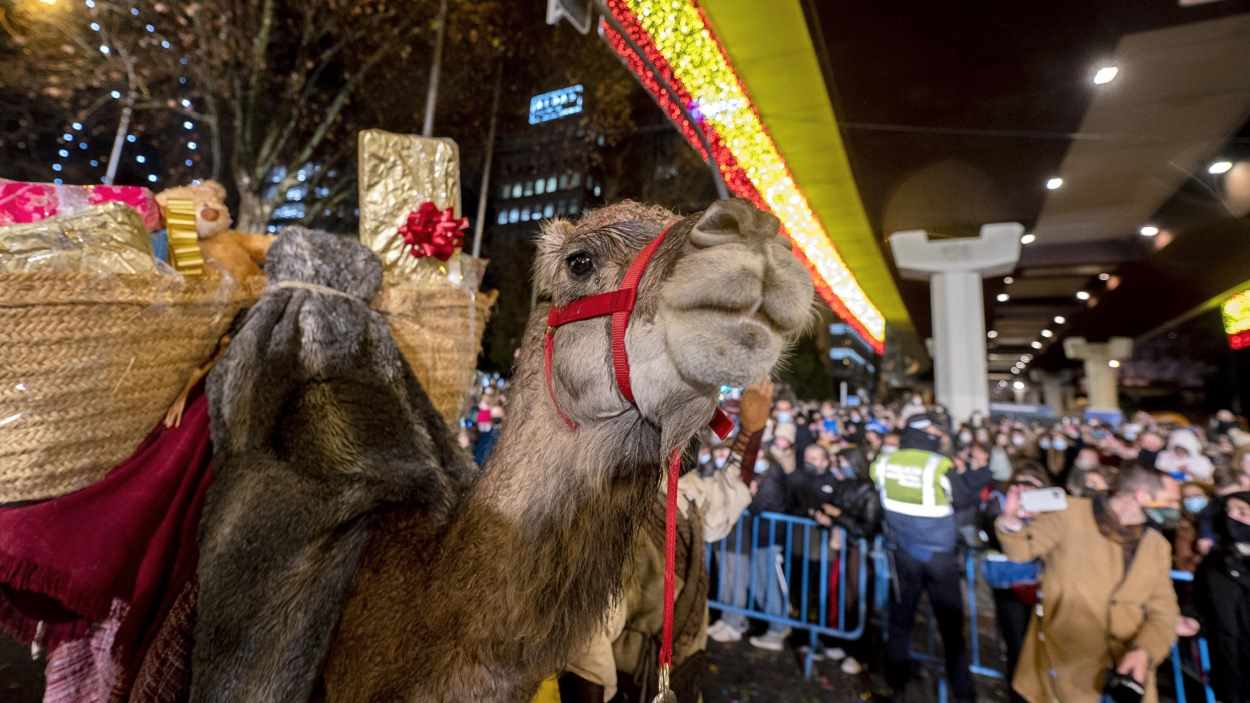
[718,551,751,630]
[751,545,788,633]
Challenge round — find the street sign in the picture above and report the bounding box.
[528,85,584,125]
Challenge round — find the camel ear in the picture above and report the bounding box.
[691,199,780,248]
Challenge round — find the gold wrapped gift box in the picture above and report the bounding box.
[357,128,462,279]
[0,202,160,274]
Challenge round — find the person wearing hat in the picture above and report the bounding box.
[871,411,979,702]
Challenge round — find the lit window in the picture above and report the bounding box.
[499,184,510,199]
[523,181,534,196]
[544,203,555,218]
[536,178,545,195]
[559,174,569,189]
[569,202,580,215]
[593,185,601,197]
[511,184,522,198]
[497,211,507,225]
[521,206,531,221]
[508,208,519,224]
[546,176,557,192]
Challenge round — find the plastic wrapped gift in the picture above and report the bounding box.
[0,201,164,274]
[0,179,164,231]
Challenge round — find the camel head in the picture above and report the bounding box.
[536,199,813,451]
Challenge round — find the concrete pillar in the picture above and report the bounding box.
[890,222,1023,422]
[1031,369,1074,416]
[1063,337,1132,415]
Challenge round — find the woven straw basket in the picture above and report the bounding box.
[373,284,496,426]
[0,273,493,504]
[0,272,258,503]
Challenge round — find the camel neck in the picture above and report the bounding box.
[433,348,660,668]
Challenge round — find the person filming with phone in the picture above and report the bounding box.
[996,464,1180,703]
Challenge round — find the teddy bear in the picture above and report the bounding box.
[154,180,274,282]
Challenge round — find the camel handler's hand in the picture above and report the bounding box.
[739,378,774,435]
[1117,648,1151,684]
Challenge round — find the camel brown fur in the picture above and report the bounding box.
[321,199,814,702]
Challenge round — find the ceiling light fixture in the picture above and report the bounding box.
[1092,66,1119,85]
[1099,272,1111,281]
[1054,315,1066,324]
[1139,225,1159,237]
[1108,359,1121,369]
[1209,160,1233,175]
[1011,368,1021,375]
[1022,354,1033,362]
[1041,329,1054,338]
[1004,276,1014,284]
[997,293,1010,303]
[1020,233,1036,245]
[1031,341,1043,349]
[1013,380,1026,391]
[987,330,999,339]
[1046,177,1064,190]
[1076,290,1091,301]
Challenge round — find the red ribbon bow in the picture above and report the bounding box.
[397,201,467,261]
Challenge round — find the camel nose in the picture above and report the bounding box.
[689,198,781,249]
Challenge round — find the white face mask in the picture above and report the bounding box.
[755,459,769,473]
[1052,438,1068,451]
[714,457,728,469]
[880,445,898,456]
[959,432,973,444]
[698,452,711,464]
[1011,435,1025,447]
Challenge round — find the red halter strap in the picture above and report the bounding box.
[543,222,732,436]
[542,220,735,697]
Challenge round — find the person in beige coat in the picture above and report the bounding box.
[996,465,1180,703]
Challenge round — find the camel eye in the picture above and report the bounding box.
[565,251,594,278]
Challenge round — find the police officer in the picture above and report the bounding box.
[871,412,978,702]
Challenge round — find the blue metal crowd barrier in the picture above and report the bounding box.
[703,510,872,678]
[706,518,1221,702]
[924,556,1217,703]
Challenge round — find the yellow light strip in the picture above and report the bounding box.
[623,0,886,344]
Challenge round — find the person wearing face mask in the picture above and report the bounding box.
[1193,492,1250,703]
[697,446,714,477]
[762,445,837,652]
[872,412,979,703]
[996,464,1180,703]
[1174,482,1213,573]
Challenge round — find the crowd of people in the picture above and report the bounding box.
[697,390,1250,703]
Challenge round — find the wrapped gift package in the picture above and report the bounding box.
[0,201,162,274]
[0,179,164,232]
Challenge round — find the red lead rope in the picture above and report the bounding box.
[543,220,734,699]
[659,448,682,676]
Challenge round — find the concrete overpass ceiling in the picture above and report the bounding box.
[808,1,1250,376]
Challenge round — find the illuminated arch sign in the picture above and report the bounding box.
[529,85,585,125]
[600,0,887,352]
[1223,289,1250,350]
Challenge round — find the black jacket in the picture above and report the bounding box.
[1195,546,1250,703]
[749,461,791,515]
[791,470,882,540]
